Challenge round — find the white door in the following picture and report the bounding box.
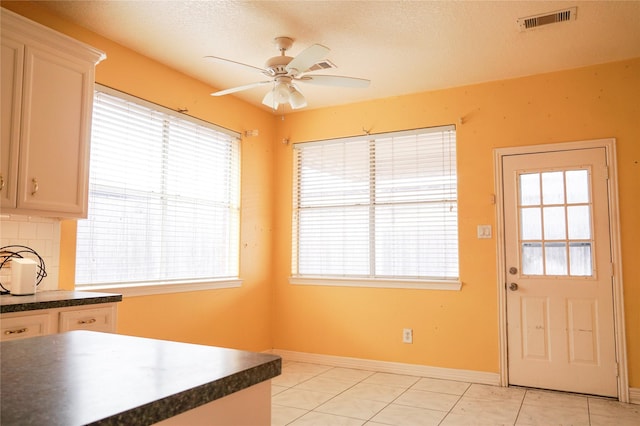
[503,147,617,397]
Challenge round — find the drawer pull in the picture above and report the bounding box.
[78,318,97,325]
[5,328,28,335]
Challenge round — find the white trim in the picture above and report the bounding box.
[1,8,105,64]
[494,138,628,402]
[629,388,640,405]
[77,279,242,298]
[605,140,630,403]
[494,147,509,388]
[289,277,462,290]
[271,349,499,385]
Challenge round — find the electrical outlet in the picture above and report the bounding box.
[402,328,413,344]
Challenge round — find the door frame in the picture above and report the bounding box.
[494,138,628,402]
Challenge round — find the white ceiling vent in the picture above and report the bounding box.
[517,7,577,31]
[307,59,336,72]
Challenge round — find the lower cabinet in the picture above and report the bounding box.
[155,381,272,426]
[0,303,117,341]
[0,313,51,340]
[59,305,116,333]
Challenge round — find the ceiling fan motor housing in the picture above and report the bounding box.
[264,55,293,76]
[274,36,294,52]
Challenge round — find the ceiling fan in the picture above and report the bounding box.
[205,37,370,110]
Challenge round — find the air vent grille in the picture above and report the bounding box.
[517,7,577,31]
[308,60,336,72]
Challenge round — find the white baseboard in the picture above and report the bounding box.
[271,349,500,386]
[630,387,640,405]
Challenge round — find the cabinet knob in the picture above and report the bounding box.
[78,318,97,325]
[31,178,39,196]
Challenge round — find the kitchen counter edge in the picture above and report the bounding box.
[0,290,122,313]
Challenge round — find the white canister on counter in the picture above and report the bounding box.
[10,258,37,295]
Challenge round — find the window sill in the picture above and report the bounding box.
[76,278,243,298]
[289,277,462,290]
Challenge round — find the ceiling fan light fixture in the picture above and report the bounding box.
[262,89,279,110]
[289,87,307,109]
[274,82,290,103]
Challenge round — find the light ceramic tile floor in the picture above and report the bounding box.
[271,361,640,426]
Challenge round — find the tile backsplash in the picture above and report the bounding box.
[0,214,61,293]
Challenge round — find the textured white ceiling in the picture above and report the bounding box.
[37,1,640,113]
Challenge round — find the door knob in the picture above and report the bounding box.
[509,267,518,275]
[509,282,519,291]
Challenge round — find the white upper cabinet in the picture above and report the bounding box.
[1,8,105,217]
[0,36,23,209]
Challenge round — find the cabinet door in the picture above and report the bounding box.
[0,37,23,208]
[17,45,93,216]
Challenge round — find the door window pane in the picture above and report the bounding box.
[542,172,564,204]
[567,206,591,239]
[520,173,540,206]
[543,206,566,240]
[520,208,542,240]
[542,171,565,204]
[566,170,589,204]
[522,243,543,275]
[569,242,592,276]
[545,242,568,275]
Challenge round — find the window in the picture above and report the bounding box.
[291,125,459,289]
[518,169,593,276]
[76,86,240,292]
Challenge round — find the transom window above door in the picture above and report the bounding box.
[518,169,594,277]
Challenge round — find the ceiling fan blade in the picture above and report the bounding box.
[262,89,279,110]
[203,55,267,74]
[297,74,370,88]
[286,44,330,75]
[211,81,271,96]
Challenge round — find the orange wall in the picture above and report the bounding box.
[2,2,278,351]
[273,59,640,384]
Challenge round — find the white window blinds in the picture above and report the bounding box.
[76,87,240,286]
[292,126,458,282]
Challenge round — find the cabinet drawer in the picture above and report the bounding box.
[1,313,51,341]
[59,306,116,333]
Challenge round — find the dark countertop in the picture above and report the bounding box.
[1,330,281,425]
[0,290,122,314]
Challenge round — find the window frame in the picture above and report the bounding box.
[290,126,461,291]
[75,85,242,297]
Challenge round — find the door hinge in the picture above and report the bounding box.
[615,362,619,377]
[605,166,610,180]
